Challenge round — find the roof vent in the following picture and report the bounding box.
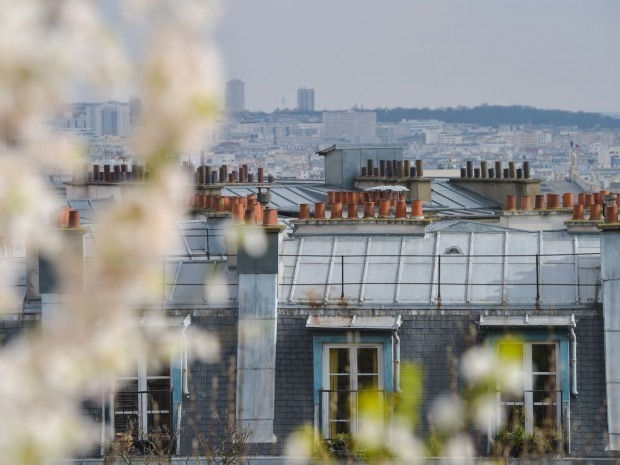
[444,246,463,255]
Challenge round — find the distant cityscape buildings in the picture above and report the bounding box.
[50,85,620,190]
[225,79,245,113]
[296,87,315,112]
[52,101,131,138]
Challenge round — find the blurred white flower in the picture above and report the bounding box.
[441,434,475,465]
[429,394,465,432]
[389,419,426,462]
[0,0,223,461]
[460,345,496,384]
[472,393,498,434]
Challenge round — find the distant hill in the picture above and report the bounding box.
[374,105,620,129]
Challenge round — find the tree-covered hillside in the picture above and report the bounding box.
[375,105,620,129]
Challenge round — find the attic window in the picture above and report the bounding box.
[444,246,463,255]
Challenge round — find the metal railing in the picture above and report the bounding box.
[150,250,601,304]
[318,389,386,440]
[497,389,564,434]
[114,389,172,437]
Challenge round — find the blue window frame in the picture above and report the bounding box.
[485,330,570,435]
[312,333,394,439]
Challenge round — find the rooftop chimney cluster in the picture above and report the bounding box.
[460,160,531,179]
[188,193,278,226]
[358,159,425,178]
[86,164,147,183]
[571,191,618,222]
[189,164,273,185]
[503,191,620,222]
[299,194,425,220]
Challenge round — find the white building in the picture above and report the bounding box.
[322,110,377,143]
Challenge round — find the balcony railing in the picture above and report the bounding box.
[113,389,173,455]
[318,389,386,440]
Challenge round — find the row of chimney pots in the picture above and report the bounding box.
[459,160,532,179]
[505,191,619,222]
[357,159,425,178]
[82,164,273,185]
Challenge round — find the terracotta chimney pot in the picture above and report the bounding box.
[314,202,326,219]
[299,204,310,219]
[363,202,375,218]
[68,210,80,228]
[395,200,407,218]
[535,194,545,210]
[590,203,602,220]
[505,195,516,211]
[263,208,278,226]
[520,195,531,211]
[547,193,560,209]
[232,203,245,223]
[411,200,423,218]
[562,193,574,208]
[330,202,343,219]
[347,203,359,218]
[578,193,585,206]
[573,204,584,220]
[379,199,391,217]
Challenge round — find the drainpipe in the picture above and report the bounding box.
[393,331,401,393]
[570,318,578,396]
[182,326,190,396]
[176,404,183,454]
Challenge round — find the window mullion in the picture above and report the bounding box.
[524,344,534,432]
[138,359,148,436]
[351,347,358,435]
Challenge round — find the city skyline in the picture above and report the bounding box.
[215,0,620,114]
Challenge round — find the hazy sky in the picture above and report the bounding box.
[215,0,620,113]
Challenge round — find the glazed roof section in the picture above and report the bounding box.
[4,221,602,310]
[279,230,600,308]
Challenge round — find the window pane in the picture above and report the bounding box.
[330,348,350,375]
[329,391,351,423]
[330,374,350,391]
[532,344,556,373]
[115,381,139,434]
[534,404,557,429]
[147,363,170,378]
[504,405,525,431]
[330,419,350,437]
[533,374,557,396]
[147,377,170,391]
[499,343,524,368]
[358,375,379,391]
[500,390,524,403]
[357,348,378,374]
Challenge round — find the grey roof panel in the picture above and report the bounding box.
[221,184,332,212]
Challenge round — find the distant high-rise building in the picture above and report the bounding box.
[322,110,378,143]
[297,87,315,112]
[225,79,245,113]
